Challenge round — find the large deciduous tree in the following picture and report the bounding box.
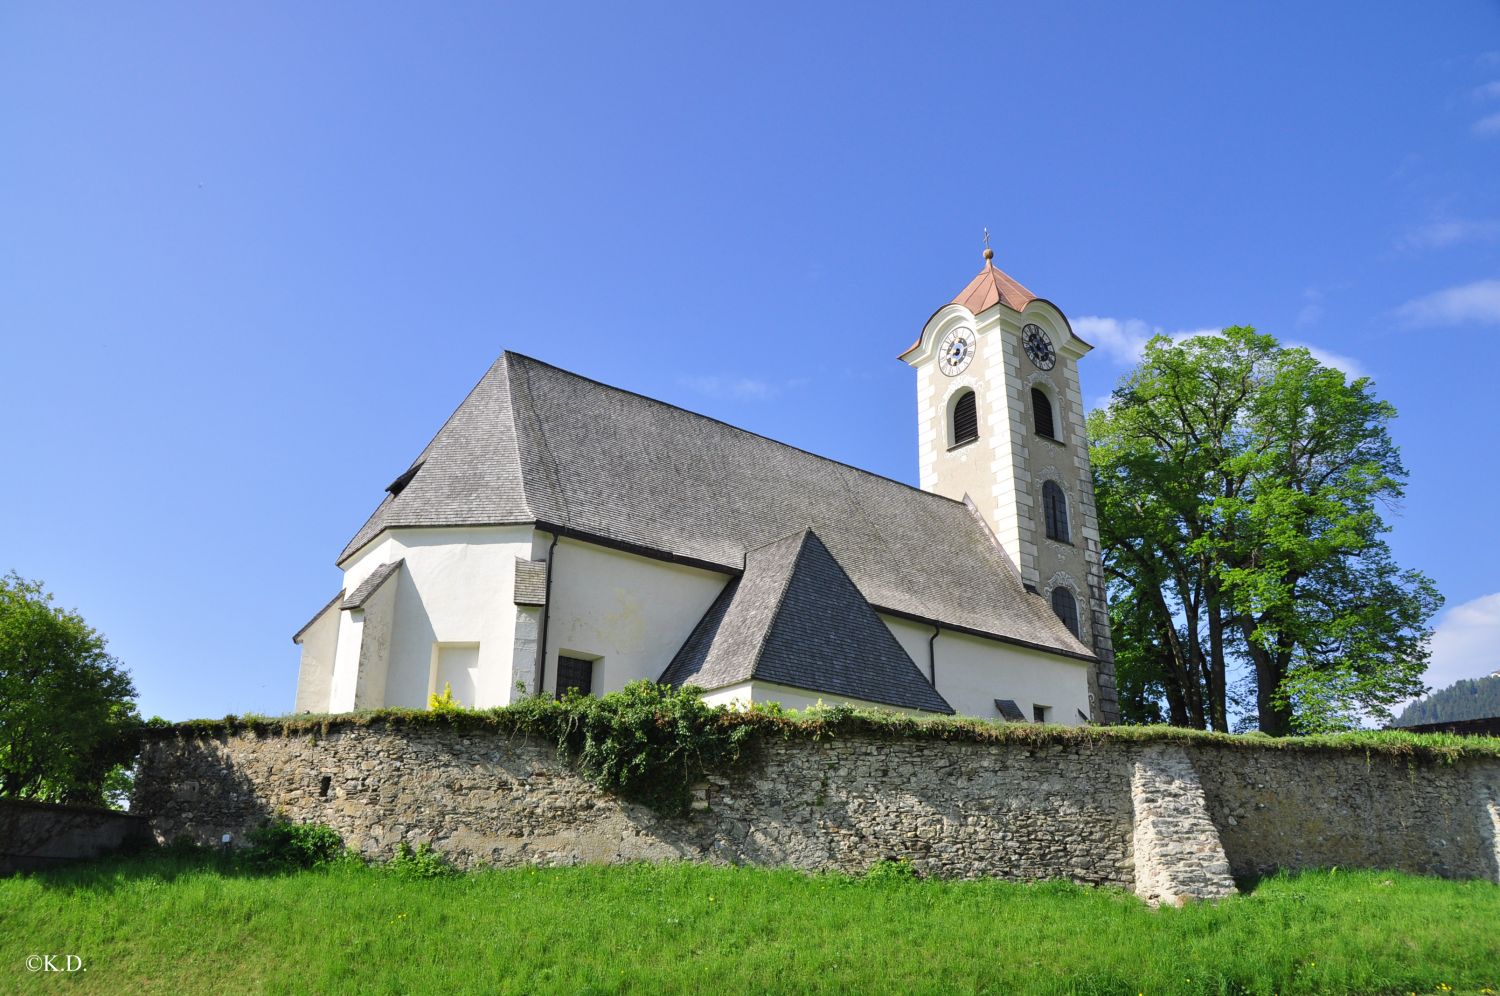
[1090,328,1440,734]
[0,573,142,805]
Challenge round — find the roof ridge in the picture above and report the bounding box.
[506,355,564,524]
[743,531,813,679]
[501,351,969,510]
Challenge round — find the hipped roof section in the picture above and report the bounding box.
[660,530,954,714]
[338,352,1093,659]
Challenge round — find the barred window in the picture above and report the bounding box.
[1042,481,1070,543]
[1031,387,1055,439]
[556,656,595,698]
[951,390,978,446]
[1051,587,1080,638]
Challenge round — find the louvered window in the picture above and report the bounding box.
[1042,481,1070,543]
[1032,387,1055,439]
[952,390,978,446]
[1051,587,1080,638]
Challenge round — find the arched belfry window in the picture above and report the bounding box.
[1031,387,1056,439]
[951,389,979,447]
[1042,480,1070,543]
[1051,587,1080,638]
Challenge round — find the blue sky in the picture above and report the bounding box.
[3,3,1498,721]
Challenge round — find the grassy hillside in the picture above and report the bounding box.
[2,854,1497,994]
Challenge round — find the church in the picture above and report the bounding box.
[293,250,1121,725]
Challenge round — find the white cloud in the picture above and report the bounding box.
[1395,277,1500,327]
[677,375,776,401]
[1397,218,1500,251]
[1472,112,1500,137]
[1286,342,1369,380]
[1071,316,1220,365]
[1295,303,1324,327]
[1474,80,1500,101]
[1417,592,1500,694]
[677,375,813,402]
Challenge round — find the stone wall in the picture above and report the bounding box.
[132,724,1500,902]
[0,799,151,875]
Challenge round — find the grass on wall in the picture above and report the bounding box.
[154,681,1500,766]
[2,853,1497,995]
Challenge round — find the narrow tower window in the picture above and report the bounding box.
[951,390,979,447]
[1042,481,1070,543]
[1051,587,1080,638]
[1031,387,1055,439]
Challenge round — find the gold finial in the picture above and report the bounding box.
[982,227,994,262]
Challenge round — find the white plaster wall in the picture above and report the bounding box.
[326,526,537,711]
[328,610,365,713]
[293,600,341,713]
[541,538,729,696]
[701,680,928,716]
[883,615,1090,724]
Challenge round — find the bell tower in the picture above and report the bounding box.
[900,241,1120,724]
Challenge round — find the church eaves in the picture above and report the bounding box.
[336,351,1095,662]
[660,530,954,714]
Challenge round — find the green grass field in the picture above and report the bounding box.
[2,855,1497,995]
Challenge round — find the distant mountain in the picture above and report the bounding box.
[1393,674,1500,727]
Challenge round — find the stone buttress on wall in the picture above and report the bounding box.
[134,725,1500,903]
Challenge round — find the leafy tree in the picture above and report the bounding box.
[1090,328,1441,734]
[0,573,142,805]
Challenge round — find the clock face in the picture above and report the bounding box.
[938,326,976,376]
[1022,324,1056,370]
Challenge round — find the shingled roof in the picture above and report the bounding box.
[660,530,953,713]
[949,259,1039,315]
[339,352,1094,660]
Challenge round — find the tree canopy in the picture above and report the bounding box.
[1089,327,1441,734]
[0,572,142,805]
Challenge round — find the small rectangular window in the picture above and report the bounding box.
[556,655,595,698]
[1033,704,1050,724]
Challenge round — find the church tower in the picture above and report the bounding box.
[900,244,1120,724]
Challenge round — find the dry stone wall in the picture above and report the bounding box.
[133,724,1500,902]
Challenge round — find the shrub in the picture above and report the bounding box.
[539,680,755,817]
[246,819,346,870]
[388,842,456,879]
[428,683,460,713]
[865,857,919,882]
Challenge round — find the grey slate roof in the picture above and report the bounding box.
[513,558,548,606]
[342,560,403,610]
[337,352,1093,660]
[661,530,953,713]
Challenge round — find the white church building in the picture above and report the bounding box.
[293,251,1121,725]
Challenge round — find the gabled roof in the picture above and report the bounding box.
[950,258,1038,315]
[660,530,953,713]
[338,352,1094,660]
